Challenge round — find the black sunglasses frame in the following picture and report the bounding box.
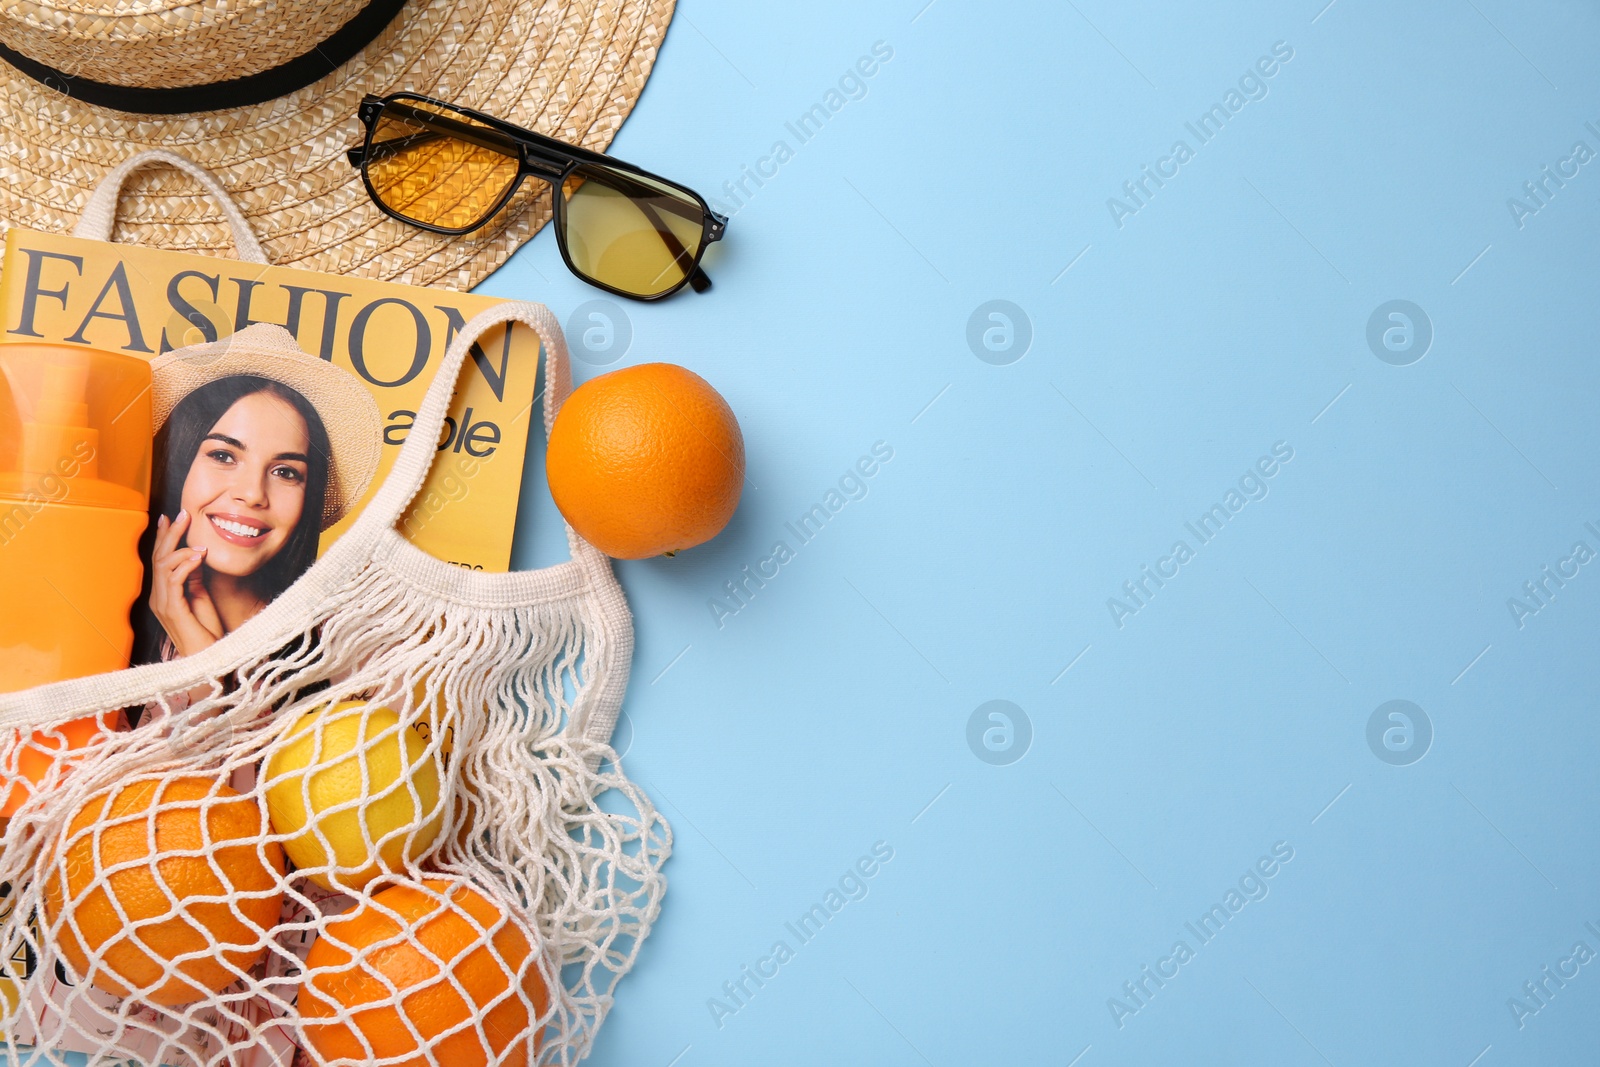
[347,92,727,301]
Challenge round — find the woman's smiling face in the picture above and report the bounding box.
[178,390,311,578]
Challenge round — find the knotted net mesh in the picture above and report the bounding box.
[0,549,670,1067]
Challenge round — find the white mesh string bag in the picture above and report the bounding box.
[0,302,670,1067]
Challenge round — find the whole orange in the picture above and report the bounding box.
[298,878,548,1067]
[0,712,124,817]
[44,777,285,1007]
[547,362,744,559]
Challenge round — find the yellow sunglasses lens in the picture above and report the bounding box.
[366,101,521,231]
[562,166,707,297]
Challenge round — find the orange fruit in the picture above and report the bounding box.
[44,777,285,1007]
[0,712,124,817]
[299,878,548,1067]
[547,362,744,559]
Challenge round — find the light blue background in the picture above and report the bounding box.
[482,1,1600,1064]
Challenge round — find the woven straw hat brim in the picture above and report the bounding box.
[0,0,675,288]
[150,324,384,529]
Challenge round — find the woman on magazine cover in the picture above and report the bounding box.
[131,325,382,666]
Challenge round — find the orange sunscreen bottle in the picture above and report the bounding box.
[0,343,150,815]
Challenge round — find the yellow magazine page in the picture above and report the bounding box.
[0,227,538,573]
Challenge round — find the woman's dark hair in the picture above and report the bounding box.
[131,375,331,666]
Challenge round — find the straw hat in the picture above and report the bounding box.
[151,324,383,529]
[0,0,675,288]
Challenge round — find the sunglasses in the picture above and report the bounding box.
[347,93,727,301]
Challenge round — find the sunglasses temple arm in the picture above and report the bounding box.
[349,110,522,168]
[391,101,528,158]
[633,198,712,294]
[351,130,513,170]
[349,130,441,166]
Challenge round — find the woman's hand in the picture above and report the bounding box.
[148,510,224,658]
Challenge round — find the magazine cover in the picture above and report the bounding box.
[0,227,538,562]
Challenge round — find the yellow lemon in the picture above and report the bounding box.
[264,702,443,891]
